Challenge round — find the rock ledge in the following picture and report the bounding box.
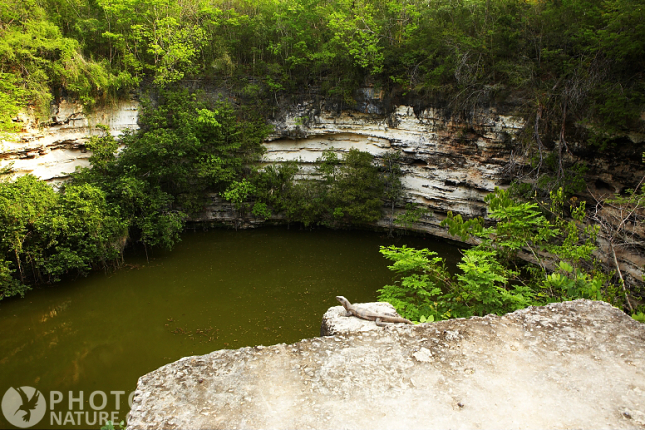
[127,300,645,429]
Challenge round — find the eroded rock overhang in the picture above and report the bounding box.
[0,99,139,182]
[264,103,525,218]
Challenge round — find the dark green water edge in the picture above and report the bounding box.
[0,227,462,429]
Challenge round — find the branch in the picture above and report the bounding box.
[609,239,633,313]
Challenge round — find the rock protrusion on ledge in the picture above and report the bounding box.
[320,300,410,336]
[127,300,645,429]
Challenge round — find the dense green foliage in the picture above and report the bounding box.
[0,90,271,297]
[0,89,399,297]
[0,174,127,299]
[73,89,270,248]
[2,0,643,143]
[243,148,394,228]
[290,149,385,226]
[378,187,620,322]
[0,0,129,128]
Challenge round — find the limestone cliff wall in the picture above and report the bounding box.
[2,96,643,283]
[4,96,642,211]
[192,98,528,238]
[1,96,524,228]
[0,99,138,181]
[265,102,524,217]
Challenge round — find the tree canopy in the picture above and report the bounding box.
[1,0,643,144]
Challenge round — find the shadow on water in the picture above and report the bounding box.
[0,227,463,429]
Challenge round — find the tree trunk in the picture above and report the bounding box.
[609,239,633,313]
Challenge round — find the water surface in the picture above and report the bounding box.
[0,227,462,428]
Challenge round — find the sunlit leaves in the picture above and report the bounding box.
[0,176,127,296]
[0,10,113,119]
[382,186,619,322]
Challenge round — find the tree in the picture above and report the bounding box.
[222,179,257,230]
[0,175,58,285]
[74,89,270,248]
[320,148,385,226]
[0,0,116,121]
[377,245,453,322]
[0,175,127,295]
[589,175,645,312]
[380,187,620,322]
[381,151,403,236]
[251,161,300,217]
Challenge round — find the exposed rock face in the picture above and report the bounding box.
[2,96,643,282]
[4,96,642,216]
[127,300,645,429]
[266,102,525,217]
[196,100,528,239]
[2,97,520,219]
[0,99,138,181]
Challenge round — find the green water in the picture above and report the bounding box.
[0,227,462,429]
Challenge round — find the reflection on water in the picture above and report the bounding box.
[0,227,462,429]
[40,301,71,323]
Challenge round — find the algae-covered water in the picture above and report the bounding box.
[0,227,462,429]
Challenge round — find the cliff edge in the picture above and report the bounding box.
[127,300,645,429]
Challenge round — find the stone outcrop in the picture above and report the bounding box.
[3,95,642,215]
[0,99,138,181]
[265,102,525,218]
[319,299,408,336]
[193,100,531,236]
[126,300,645,429]
[2,97,520,220]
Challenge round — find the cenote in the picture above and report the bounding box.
[0,227,462,429]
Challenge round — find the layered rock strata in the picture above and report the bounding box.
[2,97,643,283]
[126,299,645,429]
[0,97,530,219]
[266,102,525,217]
[0,99,138,181]
[196,101,527,240]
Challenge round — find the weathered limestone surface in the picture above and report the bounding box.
[0,99,138,181]
[127,300,645,429]
[319,300,408,336]
[4,96,642,216]
[2,96,643,282]
[4,95,644,203]
[265,102,526,218]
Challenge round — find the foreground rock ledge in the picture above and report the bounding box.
[127,300,645,429]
